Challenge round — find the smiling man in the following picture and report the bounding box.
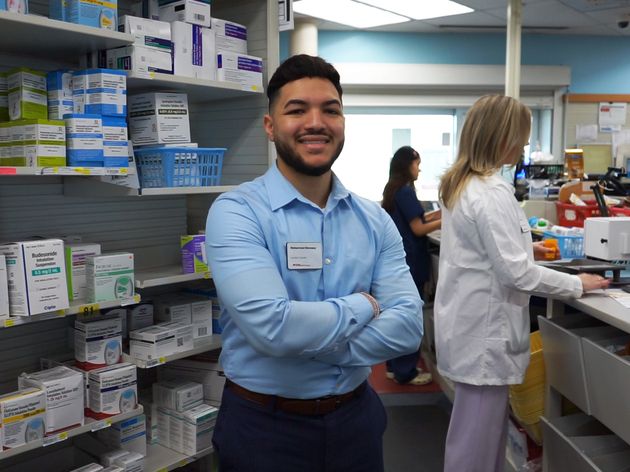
[205,55,424,472]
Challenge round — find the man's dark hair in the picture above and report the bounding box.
[267,54,343,110]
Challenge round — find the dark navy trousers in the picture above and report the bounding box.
[212,382,387,472]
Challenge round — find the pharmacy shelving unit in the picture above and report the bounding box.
[1,295,141,329]
[0,1,278,470]
[123,335,222,369]
[0,407,143,461]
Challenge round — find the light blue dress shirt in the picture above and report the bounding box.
[205,163,423,398]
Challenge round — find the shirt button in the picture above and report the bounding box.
[325,258,332,264]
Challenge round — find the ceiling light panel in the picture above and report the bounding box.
[359,0,474,20]
[293,0,411,28]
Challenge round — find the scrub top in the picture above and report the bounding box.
[391,185,430,286]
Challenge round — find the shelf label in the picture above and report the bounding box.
[203,272,211,279]
[156,468,168,472]
[90,419,112,432]
[73,167,91,175]
[144,357,166,368]
[3,319,15,328]
[79,303,100,315]
[43,431,68,447]
[179,459,192,467]
[120,294,140,307]
[0,167,17,175]
[56,309,67,317]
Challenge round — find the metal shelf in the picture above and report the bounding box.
[2,295,141,329]
[0,11,133,60]
[0,166,133,176]
[0,406,143,461]
[63,178,235,197]
[123,335,222,368]
[135,266,211,289]
[140,185,236,195]
[127,72,263,102]
[145,443,214,472]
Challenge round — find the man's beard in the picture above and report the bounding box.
[274,138,344,177]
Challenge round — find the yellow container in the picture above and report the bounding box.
[509,331,545,430]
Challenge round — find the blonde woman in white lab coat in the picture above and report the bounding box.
[435,94,609,472]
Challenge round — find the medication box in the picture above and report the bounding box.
[67,0,118,30]
[127,302,154,334]
[21,119,66,167]
[64,114,104,167]
[0,123,11,166]
[0,388,46,449]
[158,0,210,27]
[19,366,84,434]
[7,68,47,121]
[97,414,147,456]
[65,243,102,301]
[128,92,190,145]
[0,73,9,121]
[75,317,123,369]
[102,117,129,167]
[47,70,74,120]
[118,15,172,52]
[153,380,203,412]
[217,52,263,91]
[0,239,69,316]
[129,322,193,361]
[88,363,138,419]
[73,69,127,117]
[86,252,134,303]
[180,234,207,273]
[171,21,216,81]
[0,255,9,318]
[212,18,247,54]
[106,45,174,77]
[180,403,217,455]
[113,451,144,472]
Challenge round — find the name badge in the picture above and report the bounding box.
[286,242,323,270]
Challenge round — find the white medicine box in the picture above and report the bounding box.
[88,363,138,419]
[65,243,102,301]
[158,0,210,27]
[0,254,9,318]
[0,239,69,316]
[128,92,190,146]
[86,252,134,303]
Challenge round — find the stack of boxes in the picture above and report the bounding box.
[49,0,118,31]
[128,92,191,146]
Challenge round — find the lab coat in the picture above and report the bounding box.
[434,174,582,386]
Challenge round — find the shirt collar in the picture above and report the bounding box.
[265,161,352,211]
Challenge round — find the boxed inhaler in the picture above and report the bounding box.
[21,119,66,167]
[46,70,74,120]
[180,234,207,274]
[72,69,127,117]
[97,414,147,456]
[126,302,154,335]
[158,0,210,27]
[65,243,102,301]
[154,293,212,340]
[159,358,224,405]
[171,21,216,81]
[7,68,47,121]
[64,114,104,167]
[86,252,135,303]
[66,0,118,30]
[128,92,190,145]
[102,117,129,167]
[129,321,193,361]
[118,15,173,52]
[87,363,138,419]
[0,239,69,316]
[0,388,46,449]
[211,18,248,54]
[0,123,9,166]
[217,52,263,92]
[19,366,84,434]
[106,45,174,77]
[75,316,123,369]
[153,379,203,412]
[0,255,9,319]
[180,403,217,455]
[113,451,144,472]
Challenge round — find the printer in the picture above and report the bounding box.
[584,217,630,261]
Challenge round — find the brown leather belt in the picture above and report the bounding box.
[225,379,366,416]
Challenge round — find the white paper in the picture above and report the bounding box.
[607,289,630,308]
[576,124,598,142]
[612,128,630,156]
[599,102,627,130]
[279,0,294,31]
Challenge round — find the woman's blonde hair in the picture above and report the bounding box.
[439,95,531,209]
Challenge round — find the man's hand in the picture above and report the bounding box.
[578,273,610,292]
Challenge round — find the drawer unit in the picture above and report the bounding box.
[541,413,630,472]
[582,331,630,445]
[538,314,607,414]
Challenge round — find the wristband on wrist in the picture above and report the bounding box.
[360,292,380,318]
